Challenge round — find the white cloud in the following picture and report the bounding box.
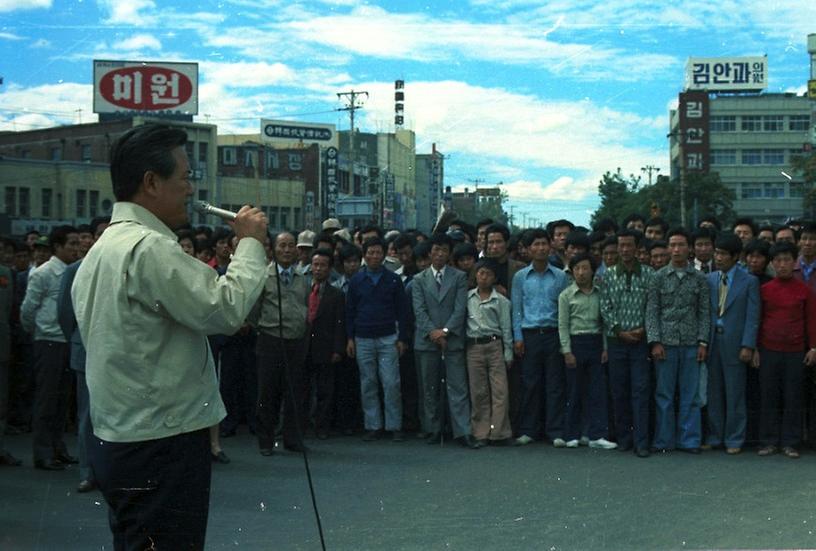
[116,34,162,51]
[0,82,95,131]
[96,0,156,25]
[784,84,808,96]
[0,31,24,40]
[0,0,50,12]
[30,38,50,48]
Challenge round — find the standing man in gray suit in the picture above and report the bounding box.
[412,233,478,449]
[705,233,760,455]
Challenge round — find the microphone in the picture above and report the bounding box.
[192,200,237,221]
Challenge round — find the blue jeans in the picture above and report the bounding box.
[356,335,402,431]
[608,340,651,451]
[653,345,701,450]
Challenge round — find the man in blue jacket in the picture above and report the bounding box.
[346,236,410,442]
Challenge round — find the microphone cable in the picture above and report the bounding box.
[270,243,327,551]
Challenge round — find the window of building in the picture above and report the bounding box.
[222,147,237,166]
[81,144,92,162]
[789,115,810,132]
[709,116,736,132]
[244,150,254,168]
[741,149,762,164]
[198,142,208,163]
[762,115,784,132]
[20,149,31,159]
[360,140,368,149]
[41,188,52,217]
[185,141,195,160]
[294,207,301,228]
[50,147,62,161]
[790,183,805,198]
[101,199,112,214]
[790,149,806,160]
[280,207,289,228]
[762,149,785,165]
[19,187,30,216]
[268,206,278,229]
[76,189,86,218]
[89,190,99,217]
[763,183,785,198]
[710,149,737,165]
[5,186,16,215]
[741,185,763,199]
[741,116,762,132]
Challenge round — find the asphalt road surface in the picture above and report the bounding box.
[2,430,815,550]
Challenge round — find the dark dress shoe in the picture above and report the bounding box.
[457,435,480,449]
[77,479,96,493]
[617,444,633,452]
[316,431,329,440]
[54,452,79,465]
[490,438,513,447]
[259,448,275,457]
[679,447,701,455]
[0,451,22,466]
[284,443,307,453]
[35,459,65,471]
[211,451,230,464]
[636,448,651,458]
[425,432,442,445]
[392,430,405,442]
[362,430,381,442]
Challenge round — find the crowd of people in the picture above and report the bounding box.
[3,129,816,549]
[3,206,816,490]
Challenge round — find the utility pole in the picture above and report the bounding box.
[467,178,485,189]
[337,89,369,167]
[641,165,660,186]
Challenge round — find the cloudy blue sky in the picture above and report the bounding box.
[1,0,814,226]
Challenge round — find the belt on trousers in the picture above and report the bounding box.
[467,335,501,346]
[522,326,557,335]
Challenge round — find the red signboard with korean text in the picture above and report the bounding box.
[678,91,709,173]
[93,60,198,115]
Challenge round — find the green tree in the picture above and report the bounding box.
[791,152,816,219]
[590,169,643,227]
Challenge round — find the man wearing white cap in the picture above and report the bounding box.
[296,230,316,276]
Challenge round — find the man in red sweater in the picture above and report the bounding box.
[754,241,816,459]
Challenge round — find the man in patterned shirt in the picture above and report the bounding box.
[646,228,711,454]
[600,229,655,458]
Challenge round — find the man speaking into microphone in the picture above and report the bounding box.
[72,125,268,550]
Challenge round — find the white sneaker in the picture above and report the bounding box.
[514,434,534,446]
[579,436,590,446]
[589,438,618,450]
[553,438,567,448]
[566,439,579,448]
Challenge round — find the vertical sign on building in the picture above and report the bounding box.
[305,191,315,230]
[395,80,405,128]
[678,91,710,173]
[325,147,338,218]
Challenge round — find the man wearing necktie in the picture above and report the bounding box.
[249,231,309,456]
[705,234,759,455]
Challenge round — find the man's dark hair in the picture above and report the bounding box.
[77,224,93,235]
[109,125,188,201]
[616,228,642,246]
[758,224,775,236]
[338,243,362,263]
[362,236,385,255]
[210,227,234,249]
[413,240,432,260]
[566,231,591,250]
[474,258,499,276]
[699,216,722,231]
[360,224,384,239]
[588,231,607,246]
[311,247,334,267]
[799,222,816,238]
[744,238,771,259]
[569,252,596,272]
[453,242,478,262]
[666,227,690,245]
[90,216,111,236]
[476,218,495,231]
[522,228,549,247]
[691,226,717,246]
[484,223,510,243]
[313,233,336,249]
[733,217,758,236]
[592,217,619,234]
[775,225,799,241]
[602,236,618,249]
[25,230,40,239]
[547,219,575,237]
[648,239,668,252]
[769,241,798,261]
[394,233,416,252]
[49,225,77,248]
[645,217,669,234]
[195,226,213,240]
[175,229,194,242]
[622,213,646,227]
[714,233,742,256]
[429,232,454,250]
